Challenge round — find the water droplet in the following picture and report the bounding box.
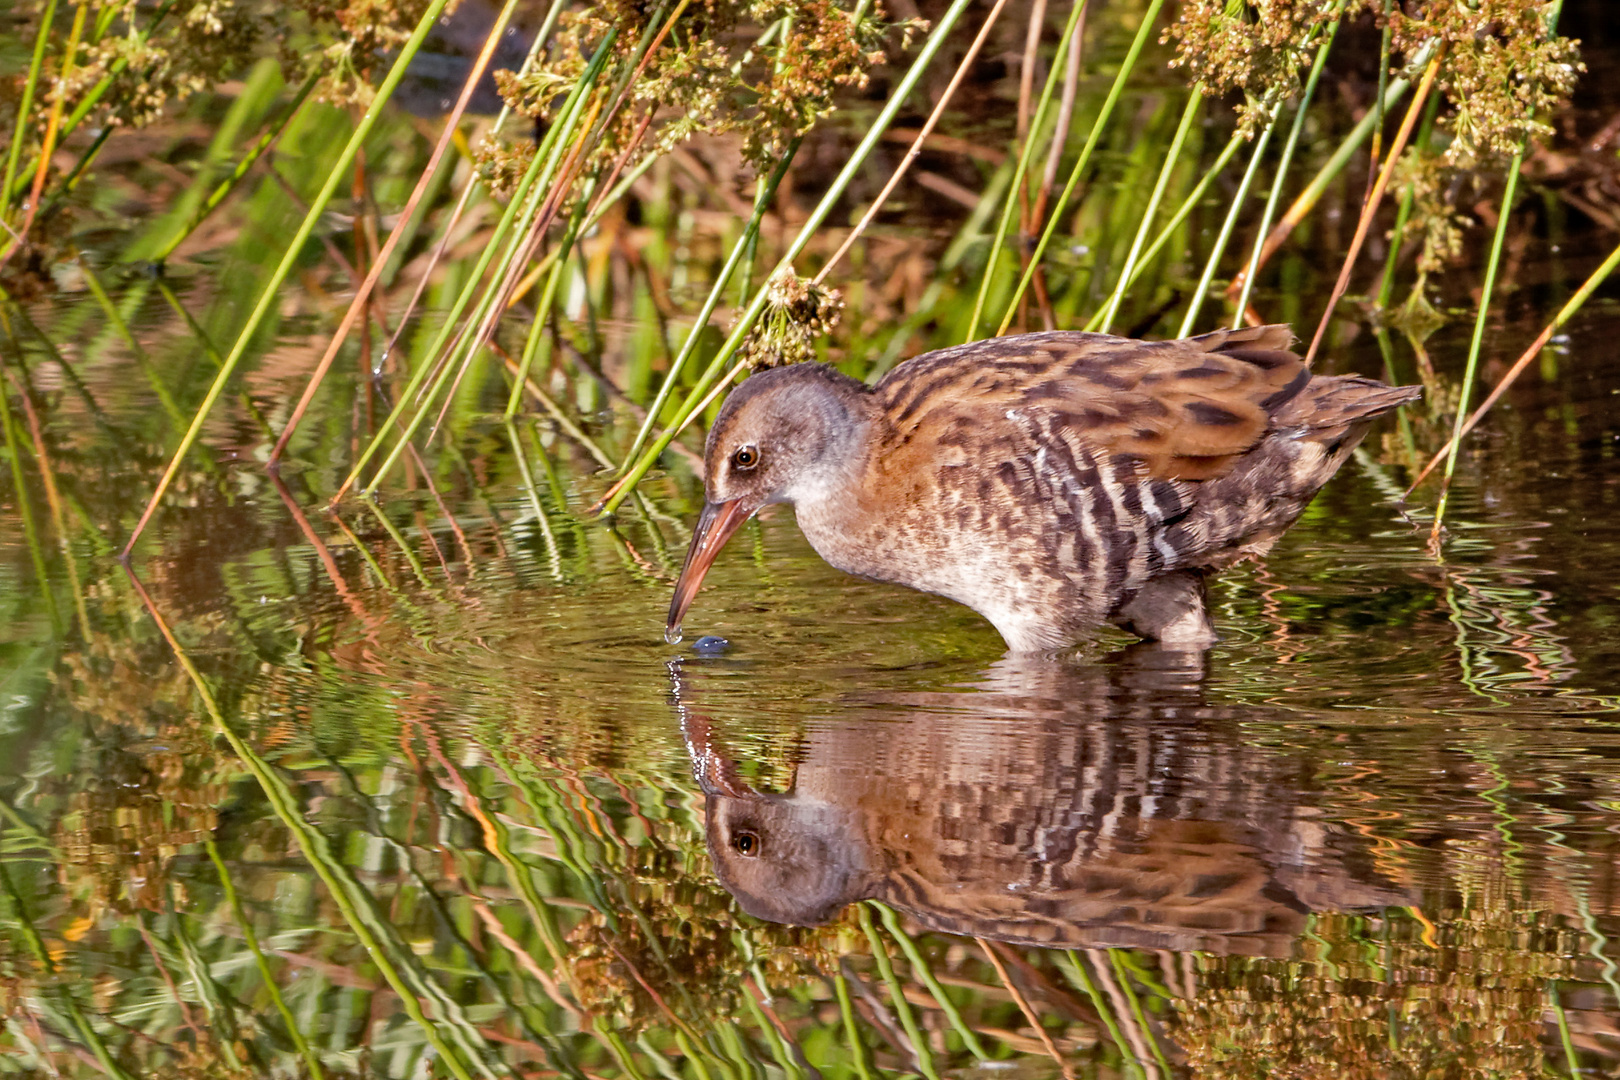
[694,635,730,654]
[663,626,684,645]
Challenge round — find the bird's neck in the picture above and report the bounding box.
[775,387,877,510]
[786,397,897,575]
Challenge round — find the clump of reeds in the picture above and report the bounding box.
[0,0,1609,557]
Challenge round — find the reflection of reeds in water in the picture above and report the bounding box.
[26,562,1620,1079]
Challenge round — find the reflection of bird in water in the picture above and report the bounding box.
[669,325,1420,651]
[672,650,1410,956]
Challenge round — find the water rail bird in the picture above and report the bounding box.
[666,324,1420,652]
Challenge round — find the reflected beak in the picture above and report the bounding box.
[667,498,754,642]
[680,711,755,799]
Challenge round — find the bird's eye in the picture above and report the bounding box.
[732,829,761,857]
[732,445,760,471]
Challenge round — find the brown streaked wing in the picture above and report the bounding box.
[874,325,1309,481]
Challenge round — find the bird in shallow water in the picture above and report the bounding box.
[667,324,1420,652]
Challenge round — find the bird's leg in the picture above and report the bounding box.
[1112,570,1217,649]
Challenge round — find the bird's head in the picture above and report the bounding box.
[667,364,869,641]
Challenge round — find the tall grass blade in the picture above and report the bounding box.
[1099,89,1200,333]
[269,0,529,466]
[618,140,801,471]
[601,0,979,515]
[1,0,59,215]
[1061,950,1141,1077]
[342,31,620,498]
[995,0,1169,336]
[832,970,876,1080]
[205,839,326,1080]
[1232,8,1342,327]
[1428,142,1526,545]
[121,0,458,555]
[1303,47,1444,365]
[816,0,1012,286]
[1238,63,1420,291]
[1084,131,1245,333]
[122,567,501,1080]
[967,0,1084,339]
[148,69,321,263]
[3,0,88,263]
[876,903,990,1061]
[857,903,940,1080]
[0,383,59,634]
[1405,235,1620,496]
[1177,113,1278,336]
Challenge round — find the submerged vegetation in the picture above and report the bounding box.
[3,0,1620,1075]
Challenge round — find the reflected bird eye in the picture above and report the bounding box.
[732,829,761,856]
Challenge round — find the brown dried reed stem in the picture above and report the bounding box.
[267,0,525,465]
[813,0,1015,285]
[1403,236,1620,496]
[1304,47,1444,366]
[978,939,1077,1080]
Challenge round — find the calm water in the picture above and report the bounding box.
[4,263,1620,1078]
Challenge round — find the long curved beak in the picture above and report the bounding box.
[667,498,754,642]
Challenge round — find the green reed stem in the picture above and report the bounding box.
[1109,949,1170,1077]
[1377,90,1441,309]
[602,0,976,514]
[1178,108,1279,336]
[205,839,325,1080]
[1432,0,1564,537]
[857,903,940,1080]
[37,0,179,181]
[876,903,990,1060]
[126,572,492,1080]
[2,0,59,214]
[343,32,616,497]
[509,422,566,580]
[833,970,876,1080]
[1233,9,1342,327]
[618,141,801,471]
[967,0,1087,339]
[599,1022,655,1080]
[869,157,1015,377]
[79,266,194,442]
[1061,951,1142,1077]
[170,907,245,1070]
[0,852,135,1080]
[1371,0,1395,175]
[505,189,594,420]
[1084,131,1246,332]
[0,385,59,634]
[1100,89,1202,333]
[1431,142,1525,538]
[122,0,456,556]
[152,71,320,263]
[996,0,1169,336]
[1242,64,1419,290]
[1550,982,1580,1077]
[741,990,806,1080]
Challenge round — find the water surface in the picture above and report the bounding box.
[4,257,1620,1079]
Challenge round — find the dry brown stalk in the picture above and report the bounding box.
[1305,47,1444,366]
[978,939,1077,1080]
[268,3,520,466]
[813,0,1014,285]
